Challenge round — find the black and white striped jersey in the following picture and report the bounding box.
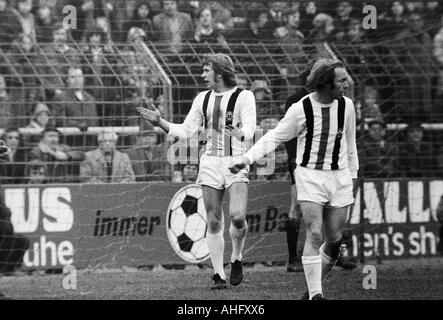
[168,86,257,157]
[245,93,359,178]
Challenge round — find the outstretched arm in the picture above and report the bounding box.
[137,103,171,133]
[137,97,203,140]
[229,103,302,173]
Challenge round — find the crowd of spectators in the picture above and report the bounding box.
[357,121,439,179]
[0,0,442,183]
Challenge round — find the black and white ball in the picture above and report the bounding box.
[166,184,209,263]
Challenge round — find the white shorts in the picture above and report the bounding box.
[295,166,354,208]
[197,153,249,190]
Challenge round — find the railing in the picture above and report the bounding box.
[0,38,442,183]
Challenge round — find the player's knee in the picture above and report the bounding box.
[207,218,222,233]
[231,216,246,229]
[307,228,322,245]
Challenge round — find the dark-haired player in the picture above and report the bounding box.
[230,59,358,299]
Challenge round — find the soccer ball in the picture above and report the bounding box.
[166,184,209,263]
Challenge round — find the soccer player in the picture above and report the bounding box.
[230,59,358,299]
[284,87,309,273]
[137,54,256,289]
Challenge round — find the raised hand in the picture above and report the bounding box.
[136,103,162,125]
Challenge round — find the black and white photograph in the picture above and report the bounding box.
[0,0,442,308]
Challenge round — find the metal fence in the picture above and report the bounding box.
[0,37,442,183]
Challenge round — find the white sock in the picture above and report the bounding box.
[229,222,248,262]
[302,255,322,299]
[206,230,226,280]
[319,243,335,281]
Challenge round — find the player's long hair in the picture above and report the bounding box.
[306,59,344,91]
[202,54,237,88]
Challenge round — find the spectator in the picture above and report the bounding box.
[37,0,60,18]
[147,0,162,17]
[53,66,99,129]
[0,127,27,184]
[8,33,42,127]
[394,12,435,122]
[152,0,194,53]
[333,1,354,42]
[123,129,169,181]
[26,102,53,133]
[10,33,44,116]
[203,1,232,32]
[243,4,274,42]
[298,1,317,38]
[341,17,366,44]
[0,199,30,273]
[263,1,288,36]
[126,25,147,42]
[380,0,407,39]
[182,163,198,183]
[359,120,399,178]
[119,32,163,127]
[356,86,383,123]
[252,79,278,123]
[0,0,22,50]
[35,22,81,99]
[80,131,135,183]
[29,127,85,183]
[82,26,119,126]
[111,0,138,41]
[14,0,37,43]
[35,0,57,42]
[26,160,47,184]
[71,0,115,42]
[398,123,435,177]
[275,8,304,45]
[236,74,250,90]
[194,7,227,47]
[0,75,12,129]
[305,13,335,43]
[122,0,153,41]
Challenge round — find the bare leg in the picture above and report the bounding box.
[203,185,226,279]
[227,182,248,286]
[227,182,248,262]
[300,201,324,299]
[320,206,349,281]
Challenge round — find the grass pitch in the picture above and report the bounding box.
[1,257,442,300]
